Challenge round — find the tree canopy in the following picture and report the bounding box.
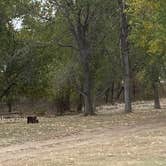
[0,0,165,114]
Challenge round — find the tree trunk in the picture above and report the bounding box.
[110,81,115,104]
[119,0,132,113]
[132,79,136,101]
[152,82,161,109]
[64,88,71,112]
[7,100,12,113]
[105,88,110,104]
[70,15,94,116]
[77,94,83,113]
[55,89,71,116]
[117,86,124,100]
[80,48,94,116]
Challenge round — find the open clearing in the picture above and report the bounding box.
[0,99,166,166]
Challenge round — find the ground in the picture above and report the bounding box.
[0,99,166,166]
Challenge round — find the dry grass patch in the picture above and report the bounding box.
[0,99,166,165]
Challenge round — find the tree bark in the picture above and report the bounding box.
[7,100,12,113]
[132,79,136,101]
[110,81,115,104]
[66,4,95,116]
[117,86,124,100]
[55,88,71,116]
[105,88,110,104]
[77,94,83,113]
[64,87,71,112]
[80,48,94,116]
[152,82,161,109]
[119,0,132,113]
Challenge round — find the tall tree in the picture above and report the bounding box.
[40,0,117,115]
[128,0,166,108]
[118,0,132,112]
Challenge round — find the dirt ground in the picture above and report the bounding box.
[0,99,166,166]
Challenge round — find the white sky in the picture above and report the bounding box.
[12,18,23,30]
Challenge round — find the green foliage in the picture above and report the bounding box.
[127,0,166,90]
[0,0,165,111]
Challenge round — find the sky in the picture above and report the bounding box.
[12,18,23,30]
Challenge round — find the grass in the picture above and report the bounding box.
[0,108,165,147]
[0,99,166,166]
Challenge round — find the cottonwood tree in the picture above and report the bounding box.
[118,0,132,112]
[128,0,166,108]
[40,0,117,115]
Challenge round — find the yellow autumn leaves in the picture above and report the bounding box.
[127,0,166,55]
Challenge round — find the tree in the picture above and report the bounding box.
[118,0,132,112]
[0,0,53,111]
[38,0,118,115]
[128,0,166,109]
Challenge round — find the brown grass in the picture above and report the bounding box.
[0,99,166,166]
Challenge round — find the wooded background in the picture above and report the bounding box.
[0,0,165,116]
